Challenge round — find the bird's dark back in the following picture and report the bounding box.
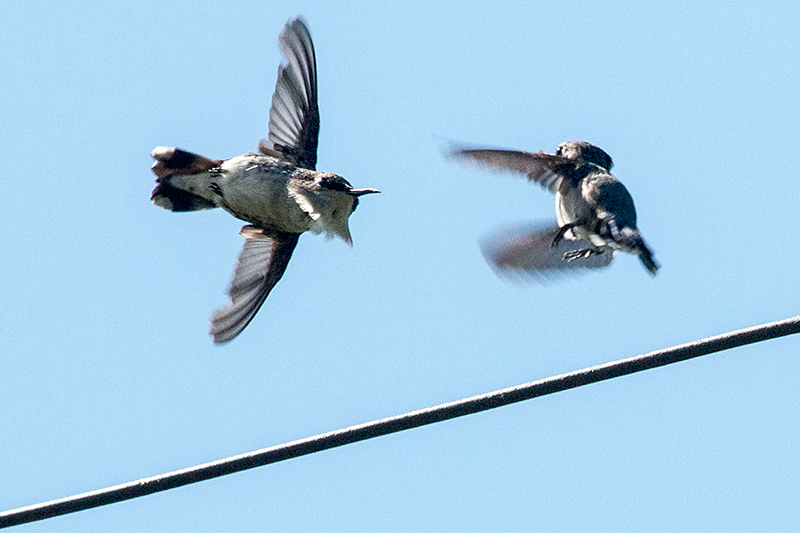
[585,173,638,228]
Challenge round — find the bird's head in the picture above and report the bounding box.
[556,141,614,171]
[313,173,380,244]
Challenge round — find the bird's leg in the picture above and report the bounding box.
[551,223,577,248]
[563,247,604,262]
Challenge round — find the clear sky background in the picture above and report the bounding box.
[3,1,800,531]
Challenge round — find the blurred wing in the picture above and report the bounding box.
[452,147,569,193]
[481,222,614,281]
[259,18,319,170]
[210,226,301,344]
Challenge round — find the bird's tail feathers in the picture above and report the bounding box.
[150,147,222,212]
[635,237,659,275]
[618,230,659,276]
[597,217,659,275]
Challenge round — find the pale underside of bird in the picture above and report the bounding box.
[150,18,379,344]
[452,141,658,279]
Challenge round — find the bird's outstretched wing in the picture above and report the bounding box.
[259,18,319,171]
[451,147,571,193]
[210,226,301,344]
[481,222,614,281]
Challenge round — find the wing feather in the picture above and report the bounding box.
[452,147,572,194]
[259,19,320,171]
[210,227,301,344]
[481,222,614,281]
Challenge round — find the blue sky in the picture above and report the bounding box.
[2,1,800,531]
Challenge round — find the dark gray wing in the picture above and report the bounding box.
[452,147,571,193]
[210,226,301,344]
[258,18,319,171]
[481,222,614,281]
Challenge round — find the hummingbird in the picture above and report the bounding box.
[150,18,380,344]
[452,141,658,277]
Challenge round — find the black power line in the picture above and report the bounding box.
[2,315,799,529]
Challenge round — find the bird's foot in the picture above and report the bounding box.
[563,248,603,262]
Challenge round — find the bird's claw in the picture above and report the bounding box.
[563,248,603,262]
[550,224,573,248]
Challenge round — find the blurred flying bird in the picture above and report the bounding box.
[452,141,658,278]
[150,18,380,343]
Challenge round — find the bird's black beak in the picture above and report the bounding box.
[350,188,381,197]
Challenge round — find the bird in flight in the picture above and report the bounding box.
[150,18,380,343]
[452,141,658,278]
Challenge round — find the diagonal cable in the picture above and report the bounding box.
[2,315,799,528]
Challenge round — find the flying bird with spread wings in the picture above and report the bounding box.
[452,141,658,278]
[150,19,379,343]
